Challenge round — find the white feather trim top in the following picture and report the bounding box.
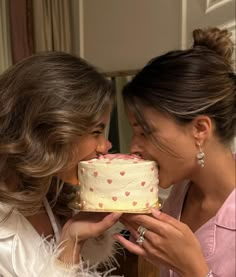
[0,201,123,277]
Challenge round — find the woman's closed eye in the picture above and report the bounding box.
[140,130,152,138]
[92,130,103,136]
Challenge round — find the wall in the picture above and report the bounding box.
[77,0,182,72]
[184,0,235,48]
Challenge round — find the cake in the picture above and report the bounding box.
[72,154,159,213]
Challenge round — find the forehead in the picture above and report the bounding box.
[127,107,161,126]
[93,107,111,129]
[127,107,180,133]
[101,106,111,120]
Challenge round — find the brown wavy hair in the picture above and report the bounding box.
[0,52,114,215]
[123,27,236,148]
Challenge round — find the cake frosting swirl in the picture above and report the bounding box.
[76,153,159,213]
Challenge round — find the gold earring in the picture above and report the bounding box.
[197,142,205,167]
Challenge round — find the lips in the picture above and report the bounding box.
[83,154,100,161]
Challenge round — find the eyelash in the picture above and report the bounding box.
[140,130,152,137]
[92,130,102,135]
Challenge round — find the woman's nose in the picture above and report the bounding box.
[130,137,143,155]
[97,138,112,155]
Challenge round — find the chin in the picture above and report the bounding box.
[158,182,172,189]
[158,173,173,189]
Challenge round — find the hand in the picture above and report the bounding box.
[114,209,209,277]
[59,212,122,263]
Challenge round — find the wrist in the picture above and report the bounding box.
[58,239,82,264]
[181,266,210,277]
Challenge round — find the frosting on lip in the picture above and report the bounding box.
[99,153,142,160]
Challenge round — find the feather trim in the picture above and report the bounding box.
[81,223,124,268]
[30,236,123,277]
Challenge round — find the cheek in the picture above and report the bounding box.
[158,154,196,186]
[78,140,98,159]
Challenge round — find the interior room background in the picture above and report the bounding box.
[0,0,235,201]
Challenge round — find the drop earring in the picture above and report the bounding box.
[197,142,205,167]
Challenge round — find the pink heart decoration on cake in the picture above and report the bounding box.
[146,203,150,208]
[89,188,94,192]
[150,187,154,192]
[132,201,137,206]
[125,191,130,196]
[120,171,125,176]
[93,171,98,177]
[98,203,103,208]
[112,196,118,201]
[107,179,112,184]
[151,166,154,171]
[141,181,146,186]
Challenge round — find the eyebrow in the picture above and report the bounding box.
[94,123,106,129]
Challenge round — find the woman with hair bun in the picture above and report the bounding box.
[114,28,236,276]
[0,52,122,276]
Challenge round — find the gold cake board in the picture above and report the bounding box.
[68,201,160,213]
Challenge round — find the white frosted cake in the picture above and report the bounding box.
[75,154,159,213]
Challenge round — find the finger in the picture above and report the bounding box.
[122,219,163,252]
[119,217,138,232]
[142,229,162,249]
[123,211,183,231]
[91,212,122,236]
[141,233,159,254]
[102,212,122,227]
[129,235,136,243]
[151,209,185,231]
[122,215,166,243]
[113,233,146,256]
[115,229,162,262]
[123,211,186,237]
[119,219,140,240]
[118,221,161,256]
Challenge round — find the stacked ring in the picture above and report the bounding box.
[137,225,147,237]
[136,225,148,246]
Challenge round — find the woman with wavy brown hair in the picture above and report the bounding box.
[114,28,236,277]
[0,52,122,276]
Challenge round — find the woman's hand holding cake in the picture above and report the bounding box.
[58,212,122,264]
[114,210,209,277]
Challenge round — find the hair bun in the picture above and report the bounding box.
[193,27,234,62]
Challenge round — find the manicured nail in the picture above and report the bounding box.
[151,208,161,218]
[112,234,120,240]
[111,212,122,220]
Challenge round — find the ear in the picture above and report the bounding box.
[191,115,212,145]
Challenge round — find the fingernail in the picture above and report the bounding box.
[111,212,122,220]
[151,208,161,218]
[112,234,120,240]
